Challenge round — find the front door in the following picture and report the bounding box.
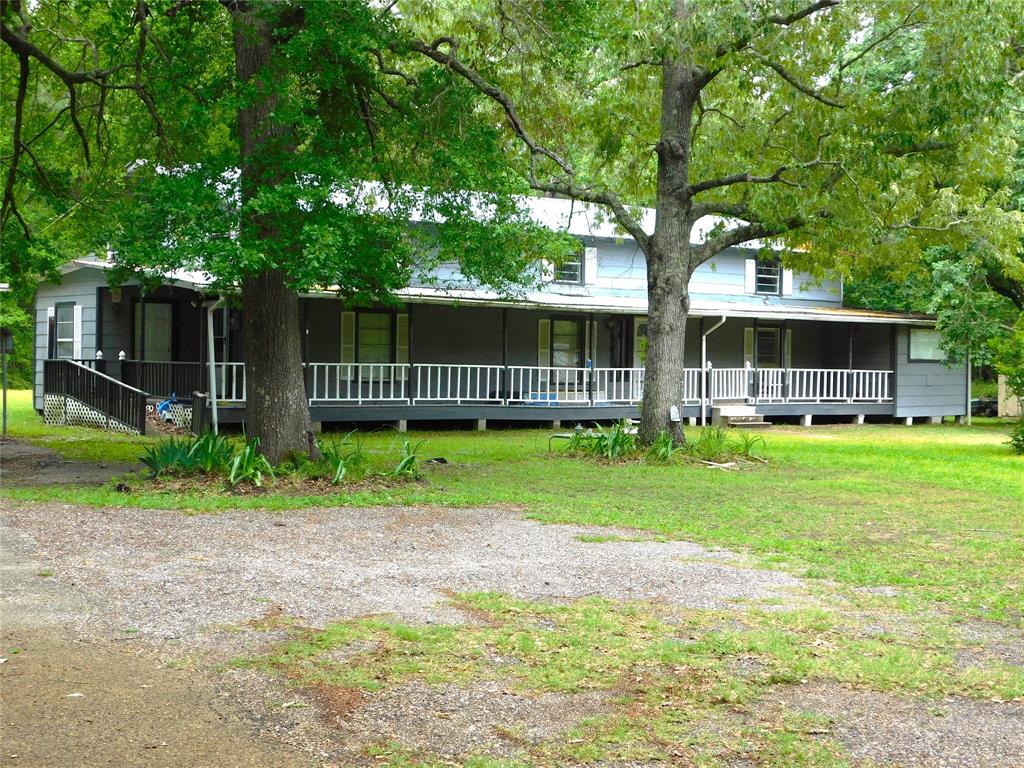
[134,302,173,361]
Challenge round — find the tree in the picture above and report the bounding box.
[2,0,571,461]
[406,0,1024,443]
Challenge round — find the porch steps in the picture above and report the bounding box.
[711,405,772,429]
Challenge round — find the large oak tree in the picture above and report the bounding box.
[2,0,571,461]
[407,0,1024,443]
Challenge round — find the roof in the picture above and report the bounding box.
[388,286,934,326]
[59,257,933,326]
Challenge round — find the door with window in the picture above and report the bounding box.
[134,302,173,361]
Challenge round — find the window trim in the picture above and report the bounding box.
[552,252,584,285]
[754,257,782,296]
[54,302,76,359]
[355,309,394,365]
[907,327,945,363]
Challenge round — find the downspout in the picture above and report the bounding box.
[205,298,225,434]
[700,316,727,426]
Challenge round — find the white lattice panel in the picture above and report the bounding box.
[43,394,139,435]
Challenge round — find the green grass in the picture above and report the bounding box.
[4,388,1021,623]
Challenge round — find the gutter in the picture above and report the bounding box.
[700,316,727,426]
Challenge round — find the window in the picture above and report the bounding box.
[755,258,782,294]
[357,312,392,364]
[909,328,944,362]
[551,318,583,367]
[55,303,75,359]
[755,328,781,368]
[554,253,583,284]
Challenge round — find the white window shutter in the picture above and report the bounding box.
[340,311,355,363]
[583,247,598,284]
[537,318,550,367]
[743,327,754,367]
[744,259,756,293]
[540,259,554,283]
[47,306,55,358]
[782,269,794,296]
[73,304,83,359]
[785,328,792,368]
[396,313,409,364]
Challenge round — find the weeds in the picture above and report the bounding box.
[566,421,638,460]
[646,430,679,463]
[319,430,368,484]
[391,439,424,478]
[139,437,198,478]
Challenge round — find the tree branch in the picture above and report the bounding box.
[750,51,845,108]
[409,36,651,252]
[714,0,840,58]
[696,215,807,262]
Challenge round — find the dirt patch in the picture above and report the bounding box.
[0,439,138,486]
[767,681,1024,768]
[0,515,316,767]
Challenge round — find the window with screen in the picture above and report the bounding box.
[551,318,583,367]
[357,312,392,364]
[755,258,782,294]
[554,253,583,284]
[756,328,781,367]
[909,328,944,361]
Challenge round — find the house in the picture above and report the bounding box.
[33,197,968,434]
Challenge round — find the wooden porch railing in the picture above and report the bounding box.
[121,360,205,400]
[44,359,147,434]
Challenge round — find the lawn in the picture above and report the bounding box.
[4,388,1020,624]
[4,388,1022,766]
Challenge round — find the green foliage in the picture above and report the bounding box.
[139,437,197,478]
[1008,420,1024,456]
[188,431,235,475]
[228,437,275,488]
[318,430,368,484]
[566,421,638,460]
[992,318,1024,404]
[391,439,424,478]
[681,425,732,463]
[730,429,767,460]
[645,430,679,463]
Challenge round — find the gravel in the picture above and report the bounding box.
[768,682,1024,768]
[0,501,811,649]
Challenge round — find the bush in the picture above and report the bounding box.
[682,424,732,462]
[319,430,368,484]
[140,437,196,478]
[228,437,275,487]
[646,430,679,463]
[1009,420,1024,456]
[566,421,638,460]
[189,431,234,474]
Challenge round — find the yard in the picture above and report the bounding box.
[1,388,1022,767]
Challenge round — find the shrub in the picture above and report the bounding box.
[391,439,424,478]
[140,437,195,478]
[730,429,766,459]
[228,437,275,487]
[319,430,367,484]
[682,425,732,462]
[566,421,638,460]
[188,431,234,475]
[646,430,679,463]
[1009,420,1024,456]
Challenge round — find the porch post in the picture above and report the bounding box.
[139,292,146,361]
[588,311,595,405]
[847,324,854,403]
[205,299,223,434]
[501,308,508,402]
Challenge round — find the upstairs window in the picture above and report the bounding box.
[755,258,782,295]
[554,252,583,284]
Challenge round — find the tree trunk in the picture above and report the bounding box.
[232,4,315,464]
[638,43,699,446]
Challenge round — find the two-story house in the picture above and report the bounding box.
[33,197,967,434]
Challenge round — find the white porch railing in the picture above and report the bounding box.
[412,364,504,404]
[506,366,591,404]
[594,367,644,404]
[206,363,893,407]
[306,363,409,403]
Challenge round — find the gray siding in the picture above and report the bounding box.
[894,327,967,417]
[34,268,104,410]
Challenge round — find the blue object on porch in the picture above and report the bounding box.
[156,394,177,421]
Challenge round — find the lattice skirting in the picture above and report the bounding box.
[44,394,140,435]
[145,402,193,430]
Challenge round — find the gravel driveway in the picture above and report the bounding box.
[1,502,808,646]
